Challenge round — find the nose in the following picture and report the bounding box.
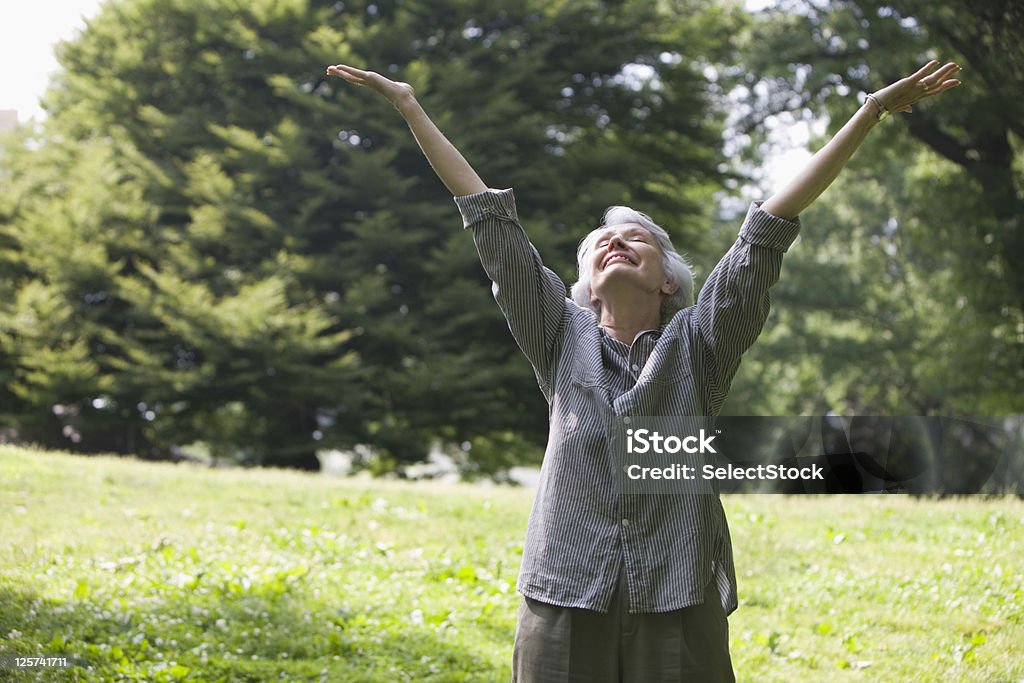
[607,234,626,251]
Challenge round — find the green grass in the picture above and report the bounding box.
[1,446,1022,682]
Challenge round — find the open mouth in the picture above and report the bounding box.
[602,253,636,269]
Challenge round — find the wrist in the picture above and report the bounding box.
[863,93,889,122]
[393,92,419,116]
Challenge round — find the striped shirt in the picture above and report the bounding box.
[455,188,801,614]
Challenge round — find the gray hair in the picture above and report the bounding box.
[570,206,694,322]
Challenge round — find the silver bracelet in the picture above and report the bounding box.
[865,93,889,121]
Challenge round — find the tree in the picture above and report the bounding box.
[2,1,362,468]
[718,0,1022,418]
[0,130,157,454]
[2,0,746,471]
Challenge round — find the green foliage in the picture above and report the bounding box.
[721,0,1022,417]
[2,447,1024,681]
[1,0,741,469]
[4,0,1014,470]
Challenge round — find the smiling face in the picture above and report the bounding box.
[588,223,677,307]
[570,205,694,323]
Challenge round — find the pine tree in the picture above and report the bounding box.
[2,0,742,471]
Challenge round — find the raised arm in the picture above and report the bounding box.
[760,59,962,221]
[326,64,487,197]
[328,64,572,395]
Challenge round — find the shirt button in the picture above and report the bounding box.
[623,417,631,425]
[622,519,631,527]
[631,364,640,372]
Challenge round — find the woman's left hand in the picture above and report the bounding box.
[873,59,962,114]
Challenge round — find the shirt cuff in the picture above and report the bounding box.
[738,201,801,252]
[454,188,518,229]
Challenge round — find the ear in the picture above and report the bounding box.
[589,286,601,307]
[660,278,679,296]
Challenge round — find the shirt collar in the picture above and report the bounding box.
[598,325,661,351]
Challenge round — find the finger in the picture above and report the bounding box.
[919,63,961,95]
[929,62,961,83]
[327,66,368,85]
[920,77,961,99]
[328,69,363,84]
[909,59,940,81]
[327,64,368,83]
[331,64,368,79]
[326,65,352,77]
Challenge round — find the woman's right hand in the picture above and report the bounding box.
[325,63,487,195]
[326,64,416,108]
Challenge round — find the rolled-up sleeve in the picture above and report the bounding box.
[695,201,801,402]
[455,188,571,397]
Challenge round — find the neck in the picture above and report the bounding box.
[598,294,662,345]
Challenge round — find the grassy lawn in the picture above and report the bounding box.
[1,446,1022,682]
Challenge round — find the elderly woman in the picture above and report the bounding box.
[327,59,960,682]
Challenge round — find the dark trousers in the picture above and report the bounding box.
[512,572,735,683]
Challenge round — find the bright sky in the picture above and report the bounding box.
[0,0,105,122]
